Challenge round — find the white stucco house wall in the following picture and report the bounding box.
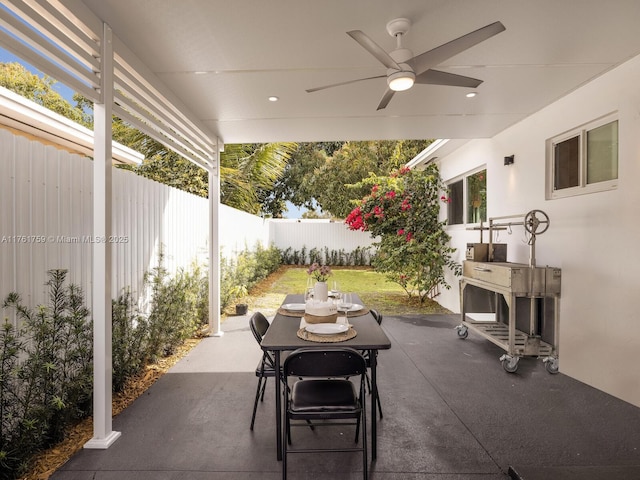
[432,52,640,408]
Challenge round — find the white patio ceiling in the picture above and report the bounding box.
[78,0,640,145]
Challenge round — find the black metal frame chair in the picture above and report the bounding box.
[282,347,368,480]
[249,311,276,431]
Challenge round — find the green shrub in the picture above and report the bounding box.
[281,245,373,267]
[0,259,210,480]
[1,270,93,479]
[112,288,149,392]
[0,321,24,479]
[219,243,283,311]
[144,256,208,361]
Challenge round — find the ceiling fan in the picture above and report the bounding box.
[306,18,506,110]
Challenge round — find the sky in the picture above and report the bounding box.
[0,47,76,101]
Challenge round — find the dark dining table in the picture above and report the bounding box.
[260,293,392,461]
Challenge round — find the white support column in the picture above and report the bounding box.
[209,145,222,336]
[85,22,120,449]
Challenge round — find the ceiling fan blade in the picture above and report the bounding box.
[415,69,483,88]
[376,88,396,111]
[347,30,401,70]
[306,74,387,93]
[411,21,506,74]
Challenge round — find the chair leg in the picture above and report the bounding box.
[361,389,368,480]
[260,376,268,401]
[250,376,264,430]
[283,413,288,480]
[365,372,383,419]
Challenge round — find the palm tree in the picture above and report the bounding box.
[219,143,296,214]
[115,124,296,214]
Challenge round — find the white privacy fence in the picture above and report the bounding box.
[0,127,376,320]
[269,219,377,261]
[0,128,210,314]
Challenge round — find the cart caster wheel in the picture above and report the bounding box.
[543,357,559,374]
[455,325,468,339]
[500,354,519,373]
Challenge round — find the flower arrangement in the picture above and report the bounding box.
[307,262,332,283]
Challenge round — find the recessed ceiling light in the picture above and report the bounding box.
[268,96,279,102]
[466,92,477,98]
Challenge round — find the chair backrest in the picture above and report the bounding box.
[249,311,270,344]
[284,347,366,378]
[370,309,383,325]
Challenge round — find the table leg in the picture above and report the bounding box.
[274,351,282,461]
[369,348,378,460]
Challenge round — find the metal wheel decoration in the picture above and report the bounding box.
[524,209,550,235]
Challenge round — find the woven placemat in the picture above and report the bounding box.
[296,327,357,343]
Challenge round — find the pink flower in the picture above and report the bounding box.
[345,206,365,231]
[406,232,413,242]
[385,191,397,199]
[397,229,405,235]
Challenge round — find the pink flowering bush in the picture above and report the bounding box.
[345,164,460,302]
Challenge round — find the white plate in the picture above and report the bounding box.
[282,303,306,312]
[338,303,363,312]
[305,323,349,335]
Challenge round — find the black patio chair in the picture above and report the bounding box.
[249,311,277,431]
[282,347,368,480]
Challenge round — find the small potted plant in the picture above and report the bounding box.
[230,284,249,315]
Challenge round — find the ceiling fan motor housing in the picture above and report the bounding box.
[390,48,413,64]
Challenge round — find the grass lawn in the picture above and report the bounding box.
[234,265,453,317]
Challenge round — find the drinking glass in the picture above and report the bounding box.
[341,292,353,311]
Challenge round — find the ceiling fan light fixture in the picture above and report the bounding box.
[388,70,415,91]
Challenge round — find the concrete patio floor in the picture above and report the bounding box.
[50,312,640,479]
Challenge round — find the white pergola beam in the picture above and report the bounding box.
[0,29,99,100]
[113,60,214,152]
[23,0,100,55]
[112,36,216,161]
[112,104,212,170]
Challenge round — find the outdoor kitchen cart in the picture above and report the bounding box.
[455,210,561,374]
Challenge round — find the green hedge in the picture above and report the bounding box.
[280,245,373,266]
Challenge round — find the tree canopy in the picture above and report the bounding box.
[0,62,91,126]
[266,140,433,218]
